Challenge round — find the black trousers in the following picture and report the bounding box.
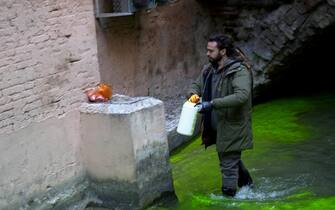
[218,151,252,190]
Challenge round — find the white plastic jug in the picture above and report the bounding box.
[177,101,199,136]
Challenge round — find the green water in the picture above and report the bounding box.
[148,93,335,210]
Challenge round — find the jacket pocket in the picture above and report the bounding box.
[222,121,244,138]
[226,106,244,122]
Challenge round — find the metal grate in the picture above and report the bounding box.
[94,0,157,18]
[95,0,134,18]
[111,0,122,13]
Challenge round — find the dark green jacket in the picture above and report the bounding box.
[188,60,253,152]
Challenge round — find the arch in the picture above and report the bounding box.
[240,1,335,91]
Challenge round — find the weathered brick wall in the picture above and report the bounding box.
[0,0,100,134]
[0,0,100,208]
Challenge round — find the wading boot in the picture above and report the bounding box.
[222,187,236,197]
[238,162,254,188]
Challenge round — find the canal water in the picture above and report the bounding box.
[148,92,335,210]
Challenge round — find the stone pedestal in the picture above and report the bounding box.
[79,95,174,209]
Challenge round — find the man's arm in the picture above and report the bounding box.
[212,68,251,108]
[187,73,202,98]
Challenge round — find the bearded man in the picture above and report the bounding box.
[188,33,254,196]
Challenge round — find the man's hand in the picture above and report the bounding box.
[195,101,213,113]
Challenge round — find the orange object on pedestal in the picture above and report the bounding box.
[85,83,112,102]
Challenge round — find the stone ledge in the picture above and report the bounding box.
[80,94,163,115]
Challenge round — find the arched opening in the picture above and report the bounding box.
[255,23,335,103]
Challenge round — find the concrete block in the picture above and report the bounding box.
[79,95,174,209]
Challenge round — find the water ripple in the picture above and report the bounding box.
[209,174,311,201]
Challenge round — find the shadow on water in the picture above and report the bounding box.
[147,92,335,210]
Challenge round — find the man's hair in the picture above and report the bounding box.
[208,33,238,57]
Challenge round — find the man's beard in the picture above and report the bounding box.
[209,55,222,68]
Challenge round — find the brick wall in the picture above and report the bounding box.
[0,0,100,134]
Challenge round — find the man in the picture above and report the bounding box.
[188,34,253,197]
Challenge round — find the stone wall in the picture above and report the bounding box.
[0,0,100,208]
[210,0,335,94]
[96,0,335,107]
[96,0,335,100]
[0,0,100,134]
[96,0,211,100]
[0,112,89,209]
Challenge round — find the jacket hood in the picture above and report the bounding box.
[219,57,243,75]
